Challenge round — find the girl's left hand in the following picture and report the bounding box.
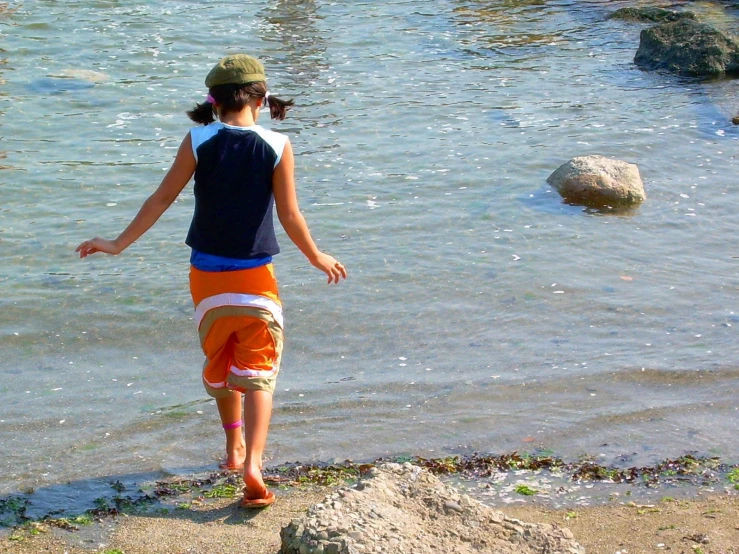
[311,252,347,284]
[75,237,122,258]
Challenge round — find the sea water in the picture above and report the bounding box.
[1,0,738,505]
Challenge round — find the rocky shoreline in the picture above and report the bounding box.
[1,470,737,554]
[2,452,736,531]
[1,455,737,553]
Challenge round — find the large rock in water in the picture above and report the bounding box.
[546,155,645,208]
[634,19,739,76]
[608,7,697,23]
[280,463,584,554]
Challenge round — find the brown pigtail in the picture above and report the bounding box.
[187,101,216,125]
[187,83,293,123]
[266,94,295,121]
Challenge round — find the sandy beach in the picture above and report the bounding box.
[2,483,736,554]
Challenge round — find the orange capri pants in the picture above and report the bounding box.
[189,264,283,397]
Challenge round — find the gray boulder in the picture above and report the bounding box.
[608,7,697,23]
[547,155,646,208]
[634,19,739,76]
[280,463,584,554]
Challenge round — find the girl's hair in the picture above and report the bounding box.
[186,81,294,125]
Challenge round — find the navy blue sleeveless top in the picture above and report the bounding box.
[185,122,288,260]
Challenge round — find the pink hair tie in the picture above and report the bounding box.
[263,91,270,107]
[206,94,216,104]
[222,420,242,430]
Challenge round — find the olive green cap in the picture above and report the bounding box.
[205,54,266,88]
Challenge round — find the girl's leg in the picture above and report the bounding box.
[242,389,273,497]
[216,391,246,468]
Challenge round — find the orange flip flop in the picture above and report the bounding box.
[240,488,276,509]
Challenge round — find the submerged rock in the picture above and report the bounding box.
[26,70,108,95]
[279,463,584,554]
[608,7,697,23]
[51,69,109,83]
[634,19,739,76]
[27,77,95,95]
[546,155,645,208]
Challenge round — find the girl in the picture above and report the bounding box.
[76,54,347,508]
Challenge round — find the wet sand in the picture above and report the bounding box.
[1,486,736,554]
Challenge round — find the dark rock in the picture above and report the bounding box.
[608,7,697,23]
[635,19,739,76]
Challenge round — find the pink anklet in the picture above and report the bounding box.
[223,420,243,430]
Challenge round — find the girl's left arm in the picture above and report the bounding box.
[273,140,347,284]
[76,134,196,258]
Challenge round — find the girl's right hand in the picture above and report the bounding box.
[75,237,122,258]
[311,252,347,284]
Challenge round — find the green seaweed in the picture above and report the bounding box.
[92,497,111,512]
[7,521,49,541]
[154,477,210,497]
[260,452,734,491]
[0,496,29,526]
[110,481,126,493]
[265,461,362,487]
[514,484,537,496]
[204,483,239,499]
[69,514,93,525]
[43,517,81,531]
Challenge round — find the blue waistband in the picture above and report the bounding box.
[190,249,272,272]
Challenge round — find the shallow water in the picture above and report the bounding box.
[1,0,738,509]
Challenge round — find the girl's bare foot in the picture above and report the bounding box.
[243,462,267,498]
[220,441,246,470]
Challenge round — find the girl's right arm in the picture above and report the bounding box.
[76,134,196,258]
[273,140,347,284]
